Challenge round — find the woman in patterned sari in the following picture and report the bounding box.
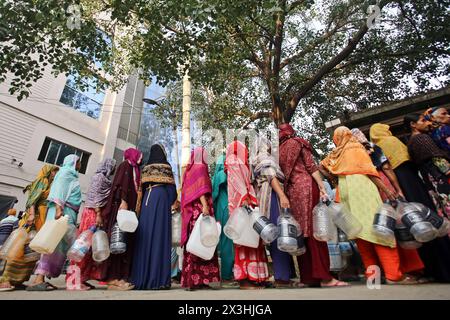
[181,147,221,290]
[321,127,418,285]
[65,158,116,290]
[226,141,269,289]
[27,155,82,291]
[0,165,59,291]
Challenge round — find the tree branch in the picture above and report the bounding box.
[242,111,273,129]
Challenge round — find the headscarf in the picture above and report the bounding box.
[84,158,117,208]
[136,144,175,214]
[321,126,379,177]
[47,154,81,208]
[124,148,142,193]
[225,141,258,214]
[369,123,410,169]
[279,123,318,182]
[212,154,227,203]
[351,128,369,145]
[146,144,170,165]
[250,136,285,217]
[181,147,212,245]
[23,164,59,209]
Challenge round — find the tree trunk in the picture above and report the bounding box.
[181,73,191,183]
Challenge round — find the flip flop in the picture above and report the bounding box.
[0,285,15,292]
[320,280,350,288]
[386,276,418,285]
[26,282,55,291]
[274,281,305,289]
[107,283,135,291]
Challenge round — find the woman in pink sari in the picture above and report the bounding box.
[225,141,269,289]
[181,147,221,290]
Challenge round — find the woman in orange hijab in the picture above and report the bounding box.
[321,127,418,284]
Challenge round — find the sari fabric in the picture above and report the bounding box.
[225,141,258,214]
[180,147,220,289]
[124,148,142,193]
[369,123,410,169]
[212,155,234,280]
[250,136,285,218]
[84,158,116,208]
[35,155,82,278]
[225,141,268,283]
[321,126,379,178]
[23,164,58,210]
[181,147,212,246]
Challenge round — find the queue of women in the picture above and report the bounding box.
[0,107,449,292]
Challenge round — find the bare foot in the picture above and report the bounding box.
[321,278,349,287]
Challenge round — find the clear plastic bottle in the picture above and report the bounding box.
[394,221,422,249]
[224,207,250,240]
[171,211,182,246]
[373,202,397,242]
[397,201,437,243]
[277,208,299,253]
[0,227,28,260]
[200,214,219,247]
[110,223,126,254]
[328,202,363,239]
[92,229,110,262]
[422,207,450,238]
[313,201,334,242]
[251,207,279,244]
[67,226,96,262]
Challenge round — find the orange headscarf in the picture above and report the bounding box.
[321,126,379,177]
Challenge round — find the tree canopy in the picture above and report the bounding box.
[1,0,448,135]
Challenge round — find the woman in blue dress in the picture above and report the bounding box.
[131,144,177,289]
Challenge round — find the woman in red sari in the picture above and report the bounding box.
[225,141,269,289]
[279,124,348,287]
[181,147,221,290]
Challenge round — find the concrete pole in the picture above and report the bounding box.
[180,73,191,183]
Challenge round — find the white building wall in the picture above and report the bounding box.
[0,67,128,213]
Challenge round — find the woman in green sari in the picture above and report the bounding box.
[212,155,235,285]
[0,164,59,291]
[27,154,82,291]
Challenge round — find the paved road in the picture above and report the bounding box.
[1,276,449,300]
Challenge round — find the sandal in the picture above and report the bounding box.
[0,284,15,292]
[320,280,350,288]
[386,276,418,285]
[274,280,305,289]
[67,283,92,291]
[26,282,56,291]
[107,283,135,291]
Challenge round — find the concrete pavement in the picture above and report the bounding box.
[1,276,449,300]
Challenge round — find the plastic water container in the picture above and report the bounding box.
[200,215,220,247]
[171,211,182,246]
[224,207,250,240]
[92,230,110,262]
[117,210,139,233]
[64,223,78,248]
[23,230,41,263]
[186,217,221,260]
[328,243,346,272]
[397,202,437,243]
[0,227,28,260]
[30,215,69,255]
[313,201,335,242]
[422,208,450,238]
[328,202,363,239]
[394,222,422,249]
[291,233,306,256]
[110,223,126,254]
[373,203,397,243]
[67,226,96,262]
[277,208,300,253]
[251,207,279,244]
[234,207,260,248]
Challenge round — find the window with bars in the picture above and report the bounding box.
[38,137,91,174]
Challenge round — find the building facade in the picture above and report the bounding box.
[0,67,144,214]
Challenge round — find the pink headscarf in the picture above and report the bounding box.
[225,141,258,214]
[124,148,142,193]
[181,147,212,245]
